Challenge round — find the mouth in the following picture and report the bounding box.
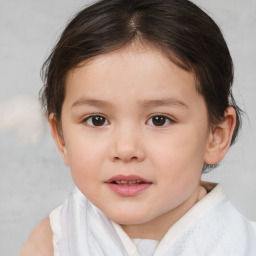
[105,175,152,196]
[111,180,148,185]
[106,174,151,184]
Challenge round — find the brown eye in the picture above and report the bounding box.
[85,115,109,126]
[147,115,172,127]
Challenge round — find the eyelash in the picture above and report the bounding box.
[82,114,174,127]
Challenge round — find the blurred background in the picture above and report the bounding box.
[0,0,255,255]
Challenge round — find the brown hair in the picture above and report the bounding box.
[40,0,242,171]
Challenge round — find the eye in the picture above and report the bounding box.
[84,115,109,127]
[147,115,172,127]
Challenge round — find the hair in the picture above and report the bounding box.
[40,0,242,171]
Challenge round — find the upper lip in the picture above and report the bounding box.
[105,175,152,184]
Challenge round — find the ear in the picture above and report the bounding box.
[204,107,236,165]
[48,114,69,166]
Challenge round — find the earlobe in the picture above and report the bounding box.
[48,114,69,166]
[204,107,236,165]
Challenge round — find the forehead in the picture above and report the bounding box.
[64,45,204,115]
[65,44,198,99]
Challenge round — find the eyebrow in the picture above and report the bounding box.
[72,97,188,109]
[72,98,114,108]
[139,98,188,108]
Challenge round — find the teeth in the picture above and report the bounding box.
[115,180,142,185]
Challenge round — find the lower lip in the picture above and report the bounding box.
[107,183,152,196]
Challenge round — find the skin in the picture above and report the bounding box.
[20,43,236,255]
[19,218,53,256]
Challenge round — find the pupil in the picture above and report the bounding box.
[92,116,105,126]
[152,116,165,126]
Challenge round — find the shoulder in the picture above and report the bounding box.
[19,217,53,256]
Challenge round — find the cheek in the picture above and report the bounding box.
[65,134,108,181]
[148,128,207,179]
[67,146,103,201]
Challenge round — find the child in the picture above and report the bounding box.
[20,0,256,255]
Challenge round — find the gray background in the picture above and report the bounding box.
[0,0,255,255]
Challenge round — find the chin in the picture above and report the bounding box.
[107,209,154,225]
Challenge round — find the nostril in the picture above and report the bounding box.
[113,155,138,161]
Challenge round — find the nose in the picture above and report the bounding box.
[110,126,145,163]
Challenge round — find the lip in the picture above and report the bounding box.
[105,175,152,197]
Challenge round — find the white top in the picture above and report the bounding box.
[132,239,158,256]
[49,184,256,256]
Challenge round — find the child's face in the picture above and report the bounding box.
[57,44,211,231]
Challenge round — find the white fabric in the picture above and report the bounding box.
[49,206,62,256]
[50,184,256,256]
[132,239,158,256]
